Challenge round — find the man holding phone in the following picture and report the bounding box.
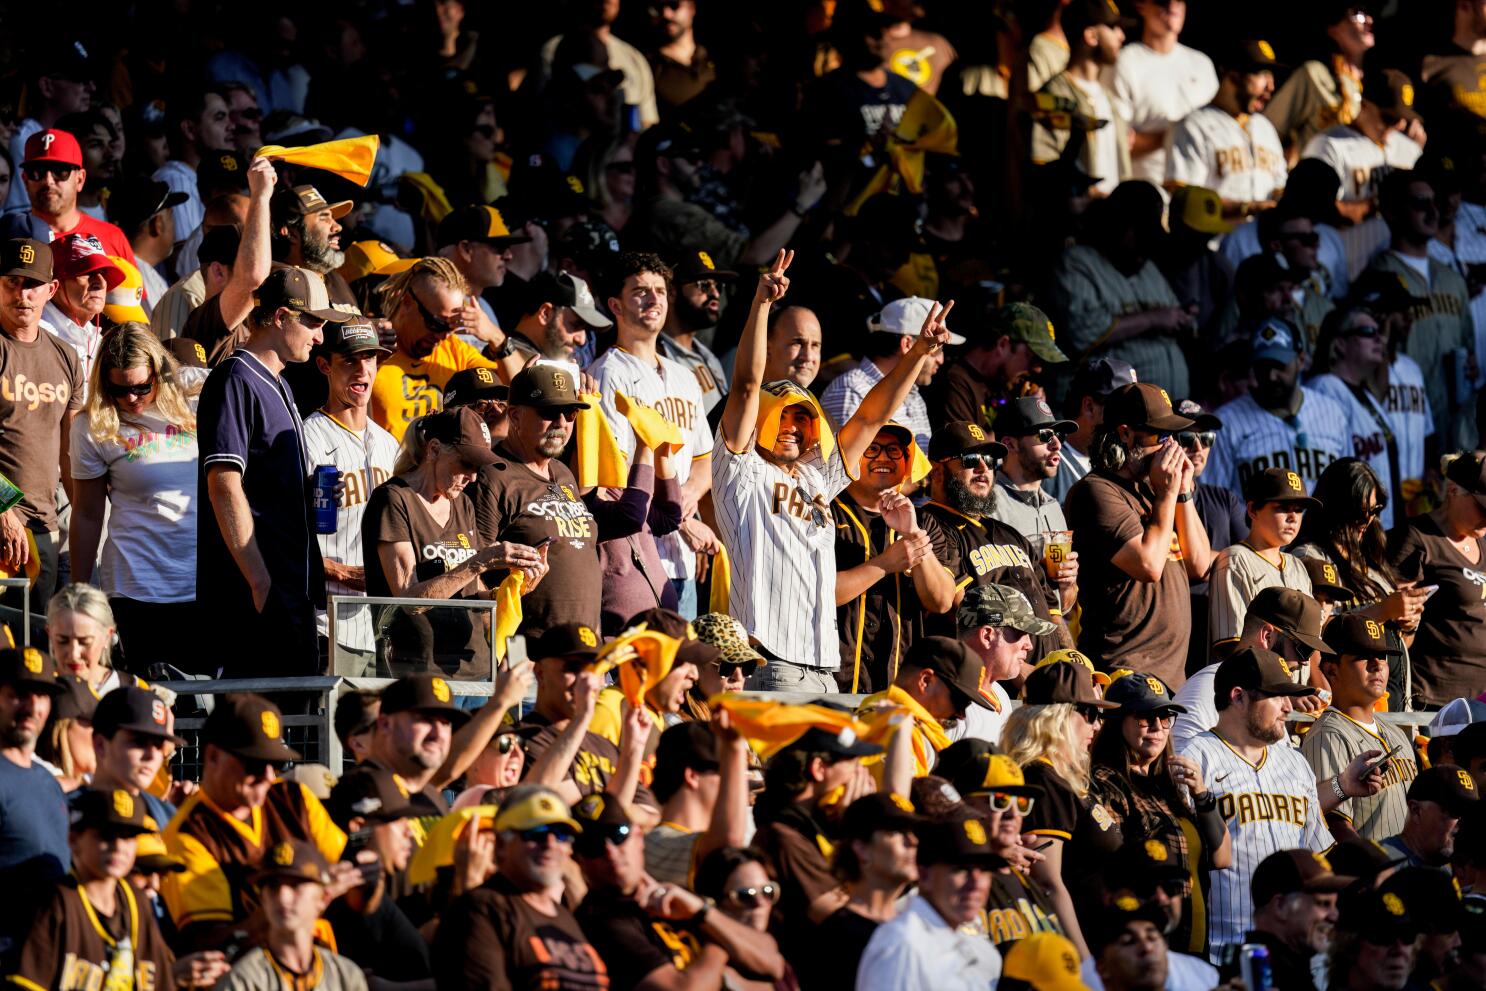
[1301,615,1417,843]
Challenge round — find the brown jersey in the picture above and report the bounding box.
[161,782,346,946]
[9,877,175,991]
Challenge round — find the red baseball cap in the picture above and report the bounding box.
[54,234,124,289]
[22,129,83,169]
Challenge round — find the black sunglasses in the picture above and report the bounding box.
[573,823,632,857]
[1177,431,1216,450]
[724,883,779,907]
[23,165,76,183]
[957,453,1002,470]
[411,292,453,334]
[719,660,759,678]
[1075,704,1105,724]
[103,378,155,399]
[493,734,519,755]
[794,486,828,528]
[1030,428,1068,445]
[1340,323,1380,339]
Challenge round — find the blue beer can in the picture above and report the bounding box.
[313,465,340,534]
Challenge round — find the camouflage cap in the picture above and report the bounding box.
[992,302,1067,364]
[956,583,1057,637]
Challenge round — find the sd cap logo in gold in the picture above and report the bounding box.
[578,626,598,647]
[22,647,43,673]
[261,710,280,739]
[1145,676,1164,696]
[698,251,715,270]
[962,819,986,845]
[432,677,451,703]
[272,842,294,866]
[1286,471,1302,491]
[1382,892,1405,916]
[1365,619,1383,640]
[18,244,35,265]
[112,790,134,818]
[967,424,986,440]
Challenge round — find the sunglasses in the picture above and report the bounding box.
[573,823,631,857]
[1075,705,1105,724]
[1354,499,1387,523]
[1029,428,1068,445]
[987,792,1036,815]
[232,106,263,121]
[957,453,1002,471]
[1131,429,1173,445]
[23,165,77,183]
[104,378,155,399]
[723,883,779,907]
[472,124,496,140]
[1280,230,1321,247]
[411,292,454,334]
[1132,712,1175,728]
[1340,323,1380,339]
[1177,431,1216,450]
[1139,878,1187,899]
[864,443,906,460]
[719,660,758,679]
[492,734,519,755]
[794,486,828,528]
[519,824,576,845]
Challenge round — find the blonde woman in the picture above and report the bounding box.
[47,584,148,694]
[1002,661,1119,957]
[37,674,99,791]
[69,324,200,671]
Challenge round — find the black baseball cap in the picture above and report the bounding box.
[993,397,1076,439]
[419,407,501,468]
[1220,38,1284,74]
[202,693,299,762]
[840,792,927,841]
[379,673,472,727]
[1348,269,1426,315]
[317,320,391,359]
[1243,467,1323,509]
[1173,399,1222,432]
[524,271,612,328]
[106,177,189,235]
[1336,888,1419,944]
[93,686,186,744]
[1022,660,1118,708]
[333,689,380,744]
[1063,0,1135,36]
[916,816,1007,869]
[906,636,993,711]
[1102,671,1187,715]
[1323,614,1403,658]
[435,205,533,250]
[196,151,251,195]
[68,788,155,837]
[1101,383,1194,432]
[789,724,883,759]
[1106,836,1189,891]
[529,622,603,662]
[1446,452,1486,499]
[671,249,738,286]
[327,766,437,827]
[1,239,53,282]
[1326,836,1407,882]
[1406,764,1480,817]
[0,647,65,696]
[508,364,592,412]
[927,420,1008,462]
[443,367,509,407]
[1214,647,1317,701]
[935,738,1043,799]
[1247,587,1334,655]
[653,722,721,797]
[1381,866,1465,934]
[1087,897,1168,953]
[1067,356,1137,407]
[197,225,243,269]
[1251,849,1356,908]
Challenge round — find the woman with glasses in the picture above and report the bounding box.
[1263,6,1374,162]
[695,847,798,991]
[1293,458,1422,707]
[69,324,202,670]
[1091,671,1232,957]
[1002,660,1119,957]
[1208,467,1321,645]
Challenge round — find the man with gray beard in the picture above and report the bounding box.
[921,421,1072,652]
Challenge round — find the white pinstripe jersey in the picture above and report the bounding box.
[1305,373,1396,528]
[587,346,712,581]
[1179,731,1332,956]
[1165,106,1287,205]
[1379,356,1434,495]
[303,411,400,652]
[711,427,852,669]
[1205,387,1352,497]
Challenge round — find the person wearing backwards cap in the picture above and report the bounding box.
[1301,614,1417,843]
[0,238,85,607]
[1064,382,1213,689]
[432,784,609,991]
[302,320,399,671]
[821,295,967,454]
[39,231,122,393]
[1387,452,1486,708]
[1177,646,1384,956]
[215,839,368,991]
[1090,670,1232,957]
[1380,763,1480,869]
[0,128,136,263]
[7,788,177,991]
[855,816,1005,990]
[504,270,613,366]
[1207,466,1321,645]
[713,253,953,691]
[161,693,349,950]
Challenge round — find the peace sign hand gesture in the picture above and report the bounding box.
[912,299,955,355]
[755,249,794,306]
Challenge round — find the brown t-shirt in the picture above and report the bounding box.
[183,294,241,364]
[1064,470,1192,688]
[469,450,601,635]
[755,804,838,957]
[935,362,999,435]
[518,712,625,798]
[1387,511,1486,706]
[0,328,84,529]
[431,875,608,991]
[11,877,176,991]
[1421,47,1486,121]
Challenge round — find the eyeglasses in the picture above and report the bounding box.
[573,823,631,857]
[1177,431,1216,451]
[687,279,722,297]
[1131,430,1173,446]
[723,883,779,907]
[104,378,155,399]
[23,165,77,183]
[1280,230,1321,247]
[957,453,1002,471]
[410,292,453,334]
[519,824,576,845]
[864,443,906,460]
[1074,705,1105,724]
[987,792,1036,815]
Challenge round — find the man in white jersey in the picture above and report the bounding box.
[1207,318,1352,495]
[1179,646,1384,959]
[587,252,716,619]
[1110,0,1219,184]
[1165,40,1288,216]
[302,320,399,672]
[1302,69,1423,212]
[712,251,952,692]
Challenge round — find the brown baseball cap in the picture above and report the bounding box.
[1243,467,1322,509]
[271,184,353,223]
[1021,659,1118,708]
[927,420,1008,462]
[1247,586,1334,656]
[1407,764,1479,817]
[0,647,65,696]
[1,238,53,282]
[1303,558,1354,600]
[68,788,156,837]
[1323,614,1403,658]
[419,407,501,468]
[379,673,472,726]
[94,686,187,744]
[508,363,591,412]
[1363,68,1421,123]
[905,636,994,711]
[254,267,351,323]
[202,693,300,763]
[249,839,332,886]
[1251,849,1356,908]
[1101,383,1195,432]
[1214,646,1317,700]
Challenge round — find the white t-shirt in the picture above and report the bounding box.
[1073,76,1121,196]
[943,681,1010,746]
[1110,43,1220,184]
[1166,106,1287,204]
[151,160,204,244]
[1301,126,1422,202]
[70,409,199,602]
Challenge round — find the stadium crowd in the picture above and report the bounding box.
[4,0,1486,988]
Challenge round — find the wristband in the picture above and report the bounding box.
[687,896,716,924]
[1175,492,1191,504]
[1190,790,1216,812]
[1330,774,1347,801]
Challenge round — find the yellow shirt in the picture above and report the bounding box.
[371,336,499,441]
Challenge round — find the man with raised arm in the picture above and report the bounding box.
[712,251,952,692]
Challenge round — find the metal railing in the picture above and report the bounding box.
[0,576,34,646]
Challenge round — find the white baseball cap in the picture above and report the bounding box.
[866,296,966,346]
[1427,697,1486,737]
